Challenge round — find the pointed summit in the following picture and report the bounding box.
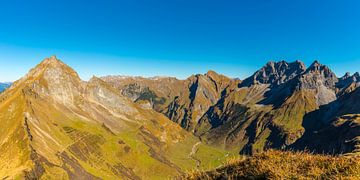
[307,60,323,72]
[305,60,336,79]
[294,60,306,70]
[296,60,338,105]
[41,55,71,68]
[343,72,351,78]
[45,55,59,63]
[26,56,80,80]
[14,56,83,105]
[354,72,360,78]
[204,70,226,81]
[205,70,218,76]
[312,60,320,65]
[38,55,66,67]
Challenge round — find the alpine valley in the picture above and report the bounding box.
[1,56,360,179]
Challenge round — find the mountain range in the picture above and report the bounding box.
[1,56,360,179]
[102,60,360,155]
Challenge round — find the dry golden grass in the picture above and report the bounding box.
[183,150,360,179]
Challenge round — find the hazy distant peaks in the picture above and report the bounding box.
[0,82,11,93]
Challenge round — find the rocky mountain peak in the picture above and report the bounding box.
[339,72,358,82]
[42,55,60,64]
[307,60,320,72]
[294,60,307,70]
[295,60,338,105]
[306,60,335,77]
[89,75,102,83]
[342,72,352,79]
[18,56,83,105]
[205,70,219,77]
[240,60,306,87]
[311,60,320,65]
[302,60,338,86]
[204,70,230,83]
[24,56,80,81]
[354,72,360,78]
[336,72,360,93]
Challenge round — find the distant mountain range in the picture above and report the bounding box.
[0,82,11,92]
[1,56,360,179]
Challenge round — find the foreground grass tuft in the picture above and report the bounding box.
[183,150,360,179]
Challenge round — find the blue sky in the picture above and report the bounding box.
[0,0,360,82]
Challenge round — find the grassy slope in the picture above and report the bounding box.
[0,92,33,178]
[198,87,323,155]
[185,150,360,179]
[0,88,231,180]
[272,90,318,133]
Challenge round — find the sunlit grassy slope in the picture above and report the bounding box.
[185,150,360,179]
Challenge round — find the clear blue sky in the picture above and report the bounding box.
[0,0,360,82]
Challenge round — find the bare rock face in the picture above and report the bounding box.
[42,57,83,105]
[86,76,139,116]
[240,60,306,87]
[296,61,338,106]
[20,56,84,106]
[298,61,338,89]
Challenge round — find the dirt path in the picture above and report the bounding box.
[189,142,202,168]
